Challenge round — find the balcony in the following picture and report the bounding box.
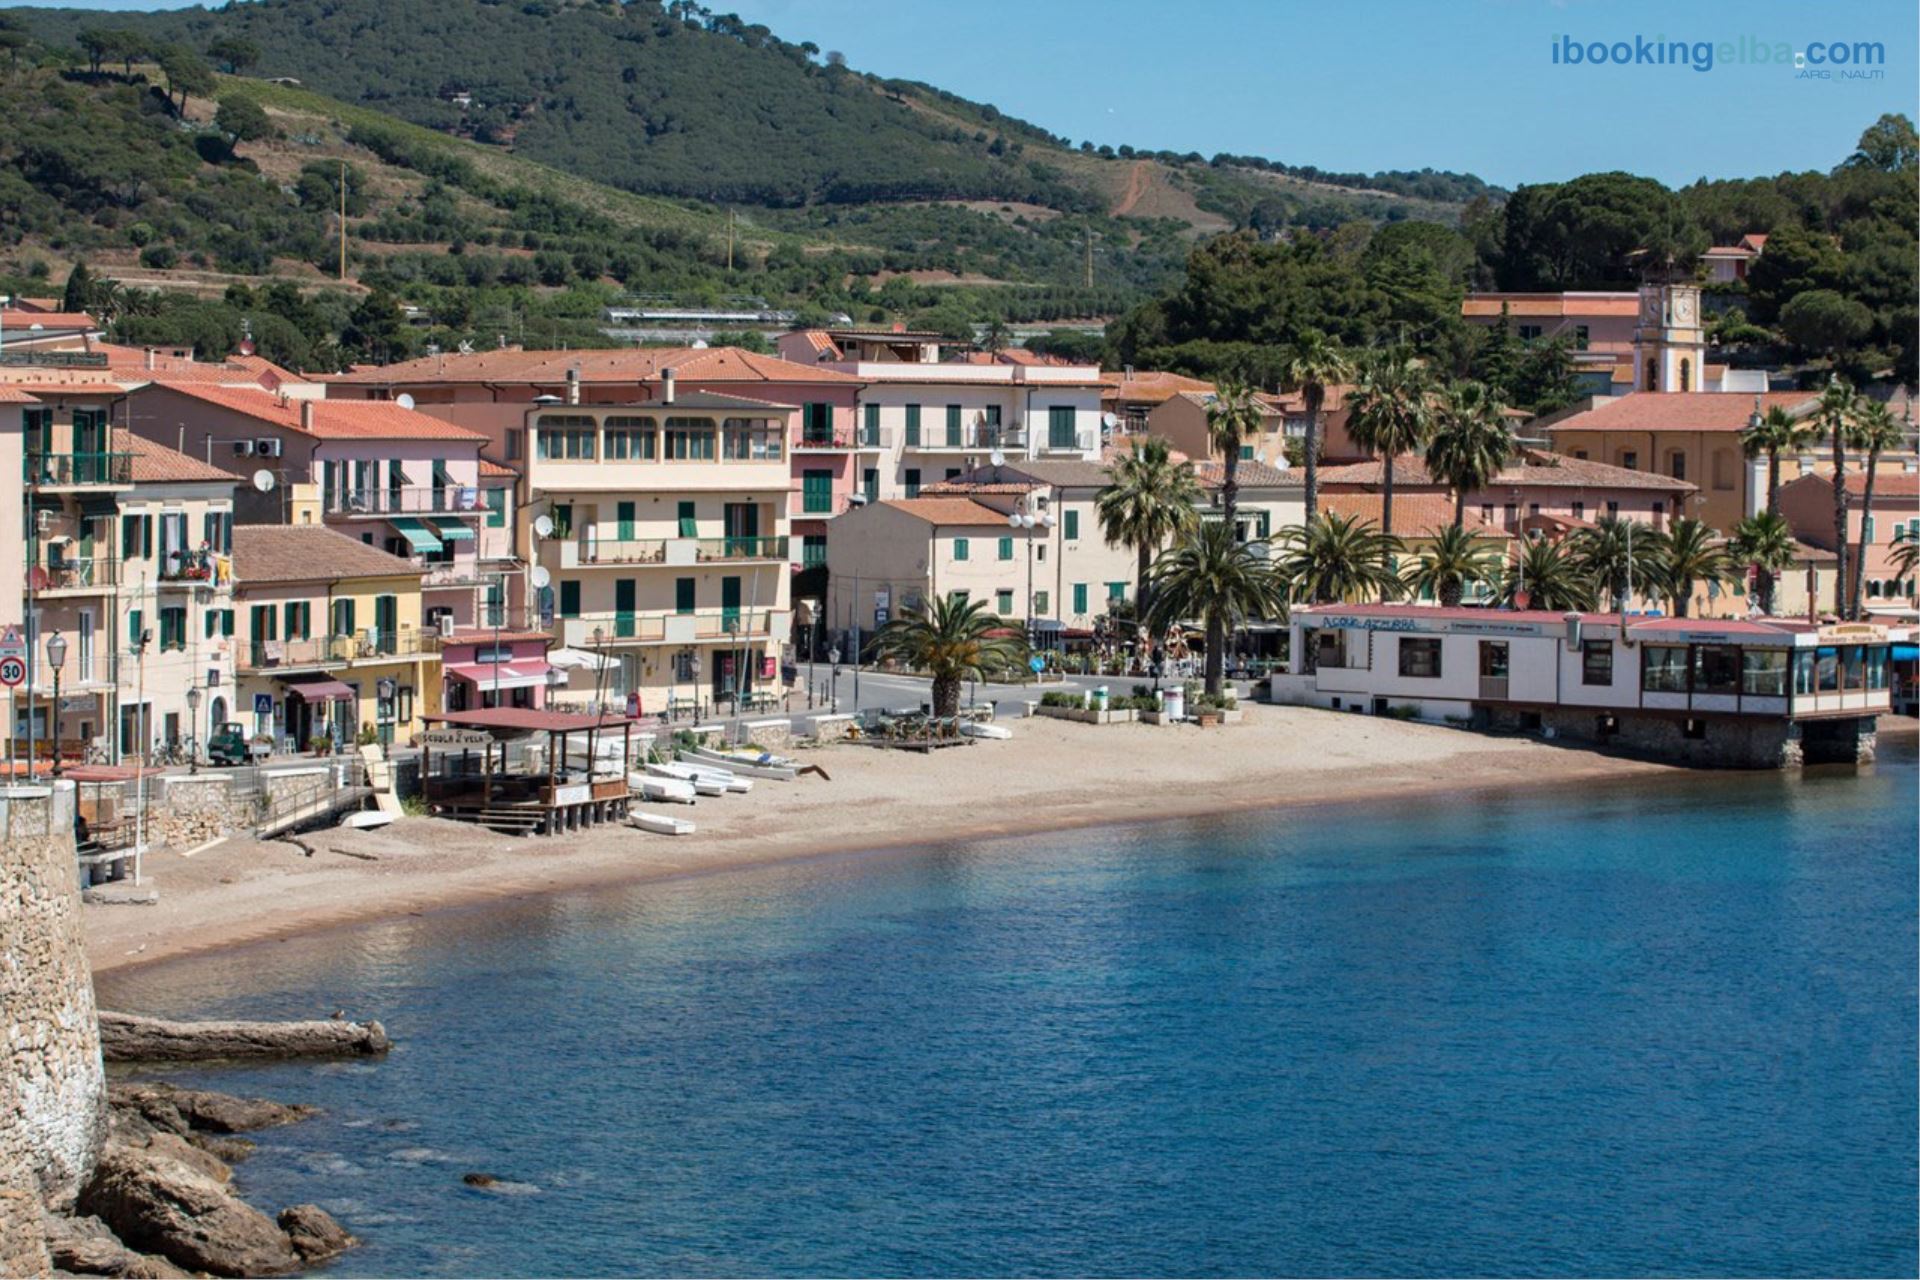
[558,608,784,648]
[560,536,789,569]
[694,536,788,563]
[157,551,229,591]
[30,555,120,595]
[795,426,892,453]
[237,627,441,673]
[903,426,1024,454]
[1037,429,1098,456]
[26,452,134,489]
[25,650,114,694]
[324,485,488,519]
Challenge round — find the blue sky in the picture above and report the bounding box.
[16,0,1917,187]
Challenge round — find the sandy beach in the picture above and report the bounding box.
[79,705,1700,980]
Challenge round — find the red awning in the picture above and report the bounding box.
[444,660,552,691]
[280,677,355,703]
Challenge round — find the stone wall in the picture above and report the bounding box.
[0,784,107,1213]
[732,718,793,750]
[1502,706,1802,769]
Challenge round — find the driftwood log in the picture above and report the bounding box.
[98,1011,390,1063]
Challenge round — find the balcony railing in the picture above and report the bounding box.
[30,555,120,592]
[25,650,114,693]
[560,608,779,647]
[796,426,892,451]
[578,537,669,566]
[238,627,441,672]
[26,452,134,486]
[1037,429,1097,456]
[903,425,1024,453]
[325,485,487,517]
[157,550,229,588]
[694,536,788,562]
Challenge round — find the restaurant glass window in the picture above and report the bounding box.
[1692,644,1740,695]
[1865,646,1888,690]
[1581,640,1613,685]
[1814,646,1838,692]
[1642,645,1689,693]
[1741,649,1788,697]
[1792,650,1817,696]
[1841,645,1864,690]
[1398,637,1442,679]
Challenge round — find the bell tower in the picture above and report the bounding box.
[1633,280,1707,393]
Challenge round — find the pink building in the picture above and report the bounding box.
[1777,468,1920,617]
[1318,448,1698,536]
[437,628,556,714]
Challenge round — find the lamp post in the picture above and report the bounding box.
[828,647,841,714]
[45,631,67,777]
[185,685,201,774]
[1008,509,1054,653]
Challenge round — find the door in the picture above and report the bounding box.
[724,502,759,556]
[72,409,104,483]
[614,579,636,638]
[250,604,277,668]
[1478,641,1509,700]
[616,501,636,543]
[721,575,742,634]
[374,594,398,655]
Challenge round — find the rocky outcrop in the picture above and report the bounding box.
[0,1183,52,1278]
[98,1010,391,1063]
[80,1141,302,1278]
[108,1081,316,1136]
[42,1213,189,1278]
[277,1204,356,1263]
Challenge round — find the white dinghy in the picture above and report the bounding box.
[630,811,696,836]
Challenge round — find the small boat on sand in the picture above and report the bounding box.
[630,773,696,804]
[681,747,797,780]
[339,809,396,830]
[645,761,742,795]
[960,722,1012,740]
[630,811,695,836]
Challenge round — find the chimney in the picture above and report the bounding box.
[144,346,156,371]
[662,367,676,405]
[300,400,315,432]
[565,366,580,406]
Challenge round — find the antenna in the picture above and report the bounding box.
[395,392,416,411]
[252,469,276,492]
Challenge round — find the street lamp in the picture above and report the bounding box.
[1008,509,1054,652]
[185,686,201,774]
[45,631,67,777]
[828,647,841,714]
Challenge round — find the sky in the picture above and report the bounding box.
[13,0,1917,187]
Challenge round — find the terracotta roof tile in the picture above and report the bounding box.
[1100,370,1215,403]
[880,498,1023,527]
[1319,448,1695,493]
[233,524,421,584]
[126,434,237,485]
[327,345,862,386]
[1460,292,1640,319]
[0,386,39,404]
[147,384,487,441]
[478,457,516,479]
[1192,460,1304,489]
[0,310,97,330]
[1546,391,1818,433]
[1318,491,1513,539]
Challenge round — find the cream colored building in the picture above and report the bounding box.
[518,394,794,718]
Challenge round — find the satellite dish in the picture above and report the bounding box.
[690,339,709,349]
[529,566,551,590]
[1274,455,1291,470]
[251,469,276,492]
[395,393,416,411]
[989,448,1005,468]
[533,394,563,404]
[531,514,555,539]
[1101,412,1118,429]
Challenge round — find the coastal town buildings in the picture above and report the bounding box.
[1777,468,1920,618]
[1700,234,1768,284]
[1273,603,1890,766]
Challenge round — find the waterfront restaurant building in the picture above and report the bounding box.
[1271,604,1890,768]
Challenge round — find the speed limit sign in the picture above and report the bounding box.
[0,655,25,688]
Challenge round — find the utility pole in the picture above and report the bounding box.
[726,209,735,273]
[1084,225,1093,290]
[338,159,348,283]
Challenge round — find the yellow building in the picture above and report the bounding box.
[231,525,440,749]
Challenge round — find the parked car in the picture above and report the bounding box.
[206,721,269,767]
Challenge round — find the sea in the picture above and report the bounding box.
[97,739,1919,1277]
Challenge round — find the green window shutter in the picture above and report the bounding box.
[904,404,921,446]
[677,501,697,538]
[1107,581,1126,600]
[802,535,827,568]
[803,470,833,514]
[998,536,1013,560]
[1239,444,1255,461]
[486,488,507,528]
[946,404,962,446]
[205,610,217,640]
[617,501,636,541]
[995,589,1013,615]
[121,514,139,558]
[128,608,142,648]
[675,577,695,614]
[1072,584,1087,615]
[1034,590,1050,615]
[1049,406,1076,449]
[223,610,234,638]
[953,537,969,561]
[614,579,636,637]
[284,602,300,639]
[559,580,581,618]
[1064,510,1078,540]
[863,403,880,444]
[862,468,879,503]
[904,468,921,498]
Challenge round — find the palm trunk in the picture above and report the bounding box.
[1830,426,1849,616]
[1756,567,1776,616]
[1302,389,1322,523]
[1766,450,1781,514]
[931,674,960,719]
[1673,578,1691,618]
[1221,447,1240,542]
[1453,488,1466,530]
[1136,541,1152,609]
[1381,455,1395,535]
[1849,447,1881,621]
[1203,611,1225,698]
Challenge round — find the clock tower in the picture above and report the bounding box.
[1632,281,1707,393]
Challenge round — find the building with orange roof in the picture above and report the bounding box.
[1101,369,1216,433]
[823,496,1046,645]
[1700,233,1768,284]
[0,307,103,354]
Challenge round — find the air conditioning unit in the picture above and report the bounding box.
[232,440,257,457]
[257,439,284,458]
[437,614,457,639]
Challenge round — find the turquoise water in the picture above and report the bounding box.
[100,743,1919,1277]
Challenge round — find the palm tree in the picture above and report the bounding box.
[1276,334,1353,523]
[1888,532,1919,601]
[1272,513,1405,605]
[1204,380,1265,537]
[1145,520,1288,698]
[1096,437,1201,610]
[1344,349,1434,534]
[1846,398,1907,620]
[872,594,1029,718]
[1739,403,1805,514]
[1658,516,1735,618]
[1815,377,1861,615]
[1729,512,1800,616]
[1425,381,1513,528]
[1402,524,1503,607]
[1500,538,1598,612]
[978,318,1011,358]
[1569,515,1669,612]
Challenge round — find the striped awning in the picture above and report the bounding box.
[388,516,443,553]
[430,519,475,542]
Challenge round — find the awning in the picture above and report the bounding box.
[547,647,616,671]
[78,495,118,517]
[1893,644,1918,662]
[388,516,443,553]
[281,677,355,703]
[430,519,475,542]
[446,660,553,691]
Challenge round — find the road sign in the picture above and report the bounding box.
[253,693,274,716]
[0,626,23,662]
[0,656,24,688]
[1029,656,1045,674]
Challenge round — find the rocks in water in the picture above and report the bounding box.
[98,1011,391,1063]
[277,1204,356,1263]
[109,1082,316,1135]
[461,1172,498,1188]
[79,1142,301,1277]
[188,1135,256,1165]
[42,1213,189,1278]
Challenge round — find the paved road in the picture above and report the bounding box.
[789,667,1142,716]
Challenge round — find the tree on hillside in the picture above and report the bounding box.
[1744,223,1846,325]
[77,28,113,75]
[341,289,416,364]
[1779,289,1872,363]
[0,15,30,70]
[1495,172,1704,289]
[206,35,261,75]
[61,261,97,315]
[158,44,216,113]
[1844,112,1918,173]
[215,95,274,157]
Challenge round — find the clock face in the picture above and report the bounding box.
[1674,293,1696,324]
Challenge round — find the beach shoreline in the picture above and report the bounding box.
[84,706,1909,988]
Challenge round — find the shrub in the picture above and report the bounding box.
[1191,692,1237,711]
[1039,690,1083,708]
[1382,704,1420,721]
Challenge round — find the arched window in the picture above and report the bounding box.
[1644,357,1657,390]
[1679,358,1692,392]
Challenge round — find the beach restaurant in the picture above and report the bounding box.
[417,707,641,834]
[1272,604,1891,768]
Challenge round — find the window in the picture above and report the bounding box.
[1642,645,1689,693]
[998,536,1014,561]
[1398,637,1442,678]
[663,418,716,461]
[802,535,827,568]
[945,468,961,481]
[1620,451,1638,471]
[862,469,879,503]
[722,417,783,462]
[485,488,507,528]
[506,429,521,461]
[803,402,833,443]
[1669,451,1686,481]
[1315,629,1347,670]
[1651,501,1666,527]
[1814,646,1838,692]
[1792,650,1816,696]
[1517,324,1543,342]
[1582,640,1613,685]
[1479,504,1494,525]
[1742,650,1788,697]
[1048,406,1077,450]
[802,470,834,515]
[1573,324,1590,350]
[953,537,970,561]
[1644,357,1657,390]
[1607,501,1620,518]
[1239,444,1255,461]
[282,601,311,640]
[995,589,1013,616]
[1503,503,1518,529]
[159,606,187,652]
[1072,583,1088,615]
[330,598,356,638]
[1106,581,1126,601]
[202,510,233,555]
[904,468,921,498]
[1841,645,1864,690]
[862,403,881,446]
[1711,449,1735,490]
[604,416,656,460]
[1866,646,1889,691]
[904,404,922,447]
[674,578,695,614]
[1679,358,1691,392]
[535,415,597,460]
[1571,501,1585,521]
[121,514,152,560]
[1573,450,1589,461]
[946,404,963,447]
[1064,509,1079,540]
[1693,645,1739,695]
[550,504,573,538]
[1033,590,1049,615]
[559,581,581,618]
[677,501,697,538]
[1863,515,1876,545]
